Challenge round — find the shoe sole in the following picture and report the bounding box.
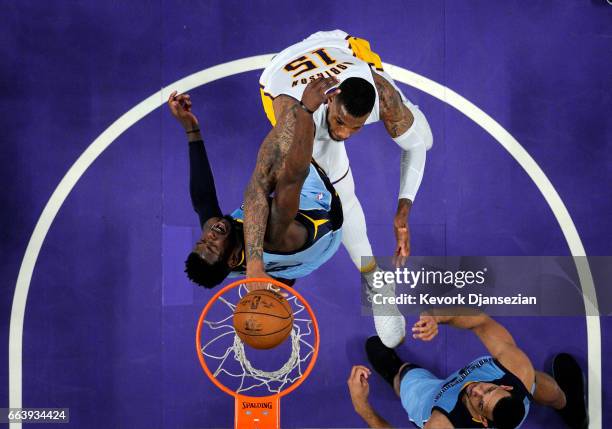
[552,353,588,429]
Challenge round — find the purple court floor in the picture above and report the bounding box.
[2,1,611,428]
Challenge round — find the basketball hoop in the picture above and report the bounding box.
[196,278,320,429]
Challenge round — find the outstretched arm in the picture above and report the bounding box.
[242,96,299,277]
[374,73,432,266]
[532,370,566,410]
[347,366,394,428]
[167,91,222,226]
[347,361,452,429]
[413,310,535,390]
[416,312,567,413]
[243,77,340,277]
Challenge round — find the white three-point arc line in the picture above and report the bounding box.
[8,54,601,428]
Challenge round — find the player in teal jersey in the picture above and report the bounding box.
[347,310,587,429]
[168,76,344,288]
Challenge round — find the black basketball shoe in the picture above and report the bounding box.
[365,336,404,387]
[552,353,588,429]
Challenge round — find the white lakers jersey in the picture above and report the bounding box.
[259,30,410,181]
[261,30,407,118]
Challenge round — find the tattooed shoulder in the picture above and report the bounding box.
[372,72,413,138]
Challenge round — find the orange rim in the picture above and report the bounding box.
[195,277,320,399]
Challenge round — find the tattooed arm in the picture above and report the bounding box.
[243,77,339,277]
[374,72,414,139]
[373,72,423,266]
[242,95,303,277]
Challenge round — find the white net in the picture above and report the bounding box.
[200,284,316,395]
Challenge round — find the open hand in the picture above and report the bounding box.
[392,198,412,267]
[412,313,438,341]
[300,76,340,113]
[393,216,410,267]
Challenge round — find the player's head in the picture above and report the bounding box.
[462,382,525,428]
[327,77,375,141]
[185,215,244,288]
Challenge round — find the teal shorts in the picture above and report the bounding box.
[399,367,442,427]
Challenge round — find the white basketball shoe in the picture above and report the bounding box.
[363,269,406,348]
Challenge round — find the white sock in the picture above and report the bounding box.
[333,168,376,272]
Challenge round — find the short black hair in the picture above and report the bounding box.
[491,394,526,429]
[337,77,376,117]
[185,252,231,288]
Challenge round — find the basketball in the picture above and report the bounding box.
[233,289,294,349]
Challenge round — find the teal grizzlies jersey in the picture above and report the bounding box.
[229,161,343,279]
[401,356,533,428]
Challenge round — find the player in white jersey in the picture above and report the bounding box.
[246,30,433,348]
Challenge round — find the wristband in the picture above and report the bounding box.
[186,128,200,134]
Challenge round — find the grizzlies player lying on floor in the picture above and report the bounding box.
[347,310,587,429]
[167,78,343,288]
